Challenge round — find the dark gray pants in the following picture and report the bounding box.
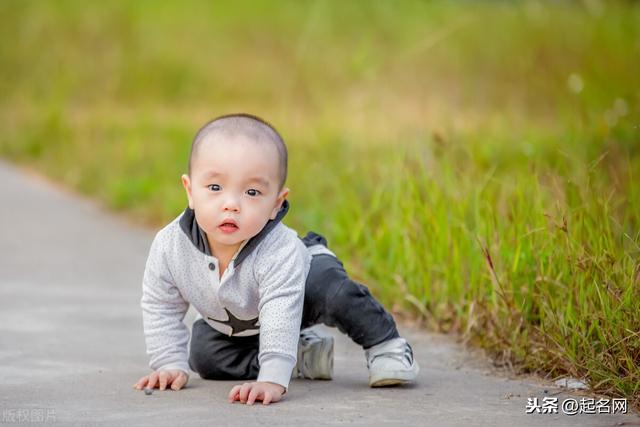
[188,231,400,381]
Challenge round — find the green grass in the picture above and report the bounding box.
[1,0,639,409]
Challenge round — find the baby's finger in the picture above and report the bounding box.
[171,372,187,391]
[228,385,241,402]
[246,387,260,406]
[159,371,169,391]
[262,392,273,406]
[134,375,150,390]
[239,383,252,403]
[147,371,160,390]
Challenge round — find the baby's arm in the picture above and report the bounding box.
[135,232,191,390]
[228,232,309,404]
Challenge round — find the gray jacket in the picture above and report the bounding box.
[140,200,332,389]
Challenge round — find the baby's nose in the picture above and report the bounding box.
[222,196,241,211]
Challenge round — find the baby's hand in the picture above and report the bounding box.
[132,369,188,391]
[228,381,285,405]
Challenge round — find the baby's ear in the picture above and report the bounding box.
[279,187,290,201]
[270,188,289,219]
[181,174,194,209]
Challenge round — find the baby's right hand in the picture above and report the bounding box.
[133,369,188,391]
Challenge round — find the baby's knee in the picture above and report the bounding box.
[189,345,259,380]
[330,278,374,310]
[189,352,235,380]
[188,348,216,379]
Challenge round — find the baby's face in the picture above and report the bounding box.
[181,134,288,257]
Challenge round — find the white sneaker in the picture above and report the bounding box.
[365,337,419,387]
[293,328,334,380]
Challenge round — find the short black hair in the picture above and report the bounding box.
[188,113,288,190]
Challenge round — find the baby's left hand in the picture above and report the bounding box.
[228,381,286,405]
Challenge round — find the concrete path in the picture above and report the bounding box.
[0,159,637,426]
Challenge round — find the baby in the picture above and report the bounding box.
[133,113,419,405]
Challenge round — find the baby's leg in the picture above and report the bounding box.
[300,233,400,350]
[189,319,260,380]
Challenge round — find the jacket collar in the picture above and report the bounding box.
[179,199,290,267]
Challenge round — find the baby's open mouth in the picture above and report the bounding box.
[219,222,238,231]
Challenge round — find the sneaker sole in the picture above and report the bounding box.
[370,378,411,387]
[369,363,419,387]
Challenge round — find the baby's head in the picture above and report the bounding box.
[181,113,289,255]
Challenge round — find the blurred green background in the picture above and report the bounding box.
[1,0,638,408]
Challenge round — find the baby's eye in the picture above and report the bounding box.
[247,189,261,197]
[207,184,221,192]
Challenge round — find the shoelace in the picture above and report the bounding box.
[300,330,320,346]
[369,344,414,368]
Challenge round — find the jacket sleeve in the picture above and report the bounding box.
[140,231,191,376]
[253,230,310,391]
